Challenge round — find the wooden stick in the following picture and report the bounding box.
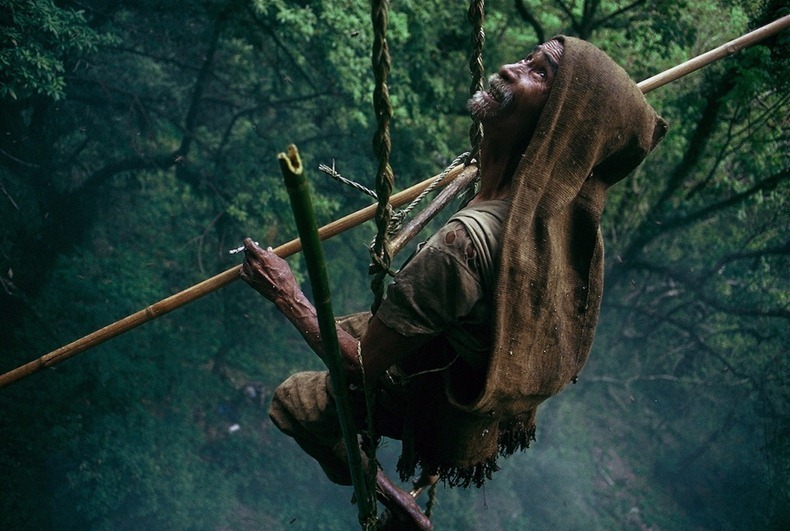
[0,164,473,388]
[389,165,478,255]
[637,14,790,93]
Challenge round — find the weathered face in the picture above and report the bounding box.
[467,40,563,136]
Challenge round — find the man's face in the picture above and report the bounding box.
[468,40,563,134]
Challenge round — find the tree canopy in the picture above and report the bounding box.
[1,1,787,529]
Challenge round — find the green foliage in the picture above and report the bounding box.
[0,0,109,100]
[1,0,788,529]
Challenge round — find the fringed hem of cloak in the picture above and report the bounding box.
[396,421,537,488]
[397,454,500,488]
[498,418,537,456]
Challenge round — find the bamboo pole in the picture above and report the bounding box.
[388,163,478,254]
[0,164,473,389]
[1,15,788,390]
[278,145,376,528]
[637,14,790,93]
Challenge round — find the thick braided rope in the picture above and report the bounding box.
[467,0,485,168]
[362,2,393,525]
[369,0,394,317]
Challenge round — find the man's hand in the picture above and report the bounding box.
[240,238,297,303]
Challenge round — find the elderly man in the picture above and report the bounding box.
[241,36,666,522]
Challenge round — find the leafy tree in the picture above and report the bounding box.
[1,0,787,529]
[0,0,107,100]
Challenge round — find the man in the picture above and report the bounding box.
[241,36,666,522]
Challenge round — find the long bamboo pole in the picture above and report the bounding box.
[1,15,788,390]
[0,164,472,389]
[637,14,790,93]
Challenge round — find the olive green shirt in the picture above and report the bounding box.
[376,200,509,370]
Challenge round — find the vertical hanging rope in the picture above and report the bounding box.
[369,0,395,315]
[365,3,393,528]
[467,0,485,169]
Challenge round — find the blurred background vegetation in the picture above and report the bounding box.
[1,0,787,529]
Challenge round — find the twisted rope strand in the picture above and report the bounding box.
[370,0,394,281]
[467,0,485,169]
[318,162,378,199]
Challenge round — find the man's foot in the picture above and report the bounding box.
[410,471,439,498]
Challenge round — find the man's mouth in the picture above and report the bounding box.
[487,76,506,102]
[467,74,513,119]
[487,74,514,109]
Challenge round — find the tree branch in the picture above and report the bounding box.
[662,167,789,232]
[177,13,223,161]
[593,0,648,30]
[711,240,790,271]
[606,302,754,381]
[554,0,581,35]
[78,152,179,193]
[514,0,546,43]
[584,373,750,388]
[246,4,319,93]
[624,259,790,321]
[611,75,735,276]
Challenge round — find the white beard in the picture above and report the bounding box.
[467,74,514,120]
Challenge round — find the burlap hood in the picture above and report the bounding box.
[398,36,667,486]
[466,36,667,414]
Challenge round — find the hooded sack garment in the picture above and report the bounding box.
[397,36,668,487]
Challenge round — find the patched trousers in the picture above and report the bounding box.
[269,369,408,485]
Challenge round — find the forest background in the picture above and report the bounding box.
[1,0,787,529]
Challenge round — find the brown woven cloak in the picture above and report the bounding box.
[397,36,668,486]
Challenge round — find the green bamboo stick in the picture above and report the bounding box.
[278,145,377,529]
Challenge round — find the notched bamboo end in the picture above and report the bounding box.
[277,144,303,176]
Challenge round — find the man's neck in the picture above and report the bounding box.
[470,133,527,204]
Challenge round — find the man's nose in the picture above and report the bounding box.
[498,63,522,82]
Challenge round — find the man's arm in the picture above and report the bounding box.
[242,238,434,528]
[240,238,426,383]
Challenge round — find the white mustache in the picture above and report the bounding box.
[487,74,514,107]
[467,74,514,119]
